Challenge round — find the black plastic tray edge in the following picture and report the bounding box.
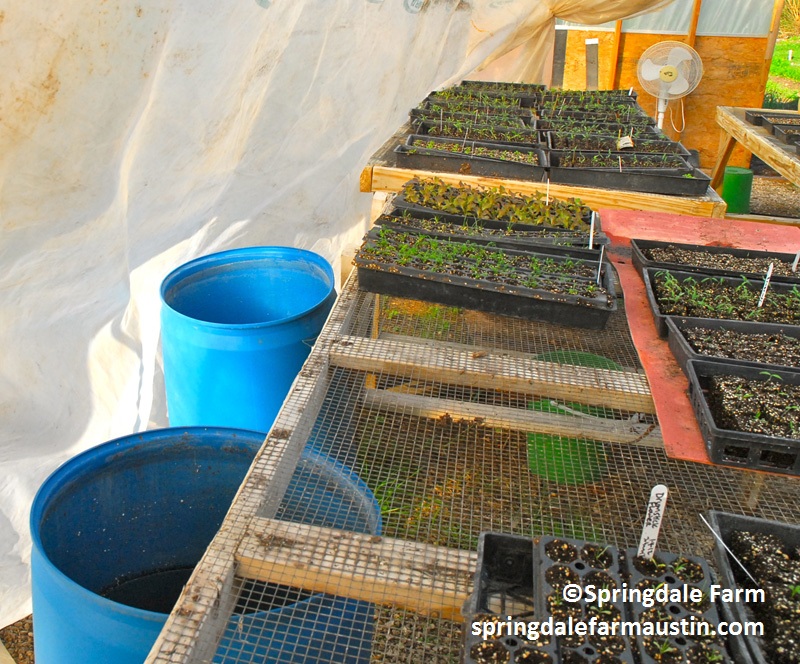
[641,267,800,339]
[391,191,602,239]
[375,216,604,257]
[395,145,548,182]
[665,316,800,378]
[535,536,636,664]
[356,262,616,329]
[706,510,800,664]
[630,239,800,285]
[685,359,800,475]
[548,162,710,197]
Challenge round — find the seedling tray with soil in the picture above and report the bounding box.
[463,532,557,664]
[761,114,800,135]
[665,316,800,376]
[631,239,800,285]
[410,107,529,129]
[392,177,597,235]
[686,359,800,475]
[375,212,602,251]
[536,537,636,663]
[426,90,526,110]
[459,79,546,97]
[535,109,654,126]
[547,133,690,157]
[419,100,534,122]
[534,90,639,105]
[354,227,617,328]
[643,267,800,337]
[412,119,544,146]
[624,549,730,664]
[548,152,711,197]
[535,119,663,137]
[395,135,547,181]
[707,511,800,664]
[744,109,800,126]
[773,125,800,146]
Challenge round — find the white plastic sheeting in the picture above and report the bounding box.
[562,0,776,36]
[0,0,671,629]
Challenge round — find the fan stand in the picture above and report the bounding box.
[656,96,668,129]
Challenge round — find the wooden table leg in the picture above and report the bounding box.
[710,131,737,191]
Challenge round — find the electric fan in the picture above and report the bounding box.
[636,41,704,129]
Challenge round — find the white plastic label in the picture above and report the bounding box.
[637,485,669,559]
[757,263,774,308]
[616,136,635,150]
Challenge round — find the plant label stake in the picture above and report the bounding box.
[618,156,623,173]
[637,484,668,559]
[616,135,634,150]
[628,87,634,96]
[698,514,759,586]
[757,263,774,308]
[589,212,596,250]
[545,177,550,205]
[596,245,605,285]
[792,250,800,272]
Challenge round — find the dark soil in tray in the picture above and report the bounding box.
[644,246,799,278]
[704,374,800,439]
[555,151,687,170]
[682,326,800,366]
[548,133,686,155]
[398,177,593,232]
[407,137,543,165]
[379,213,582,243]
[416,121,541,145]
[726,527,800,664]
[653,272,800,324]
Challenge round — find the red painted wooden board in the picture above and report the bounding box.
[601,209,800,464]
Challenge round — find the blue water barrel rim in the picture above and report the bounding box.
[160,246,336,330]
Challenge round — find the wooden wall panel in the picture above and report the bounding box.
[559,31,770,169]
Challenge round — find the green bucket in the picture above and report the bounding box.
[527,352,622,485]
[721,166,753,214]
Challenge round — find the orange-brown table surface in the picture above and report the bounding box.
[601,209,800,464]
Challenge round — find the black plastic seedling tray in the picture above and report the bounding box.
[773,124,800,145]
[536,536,635,664]
[396,135,547,181]
[707,511,800,664]
[642,267,800,338]
[665,316,800,376]
[463,532,557,664]
[743,109,800,126]
[535,109,654,126]
[535,120,663,138]
[411,120,545,147]
[761,114,800,135]
[547,151,711,197]
[624,548,730,664]
[389,193,606,247]
[355,230,617,329]
[374,214,604,255]
[409,107,530,129]
[547,133,691,157]
[686,359,800,476]
[631,238,800,285]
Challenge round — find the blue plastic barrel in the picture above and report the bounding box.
[30,428,381,664]
[160,247,336,432]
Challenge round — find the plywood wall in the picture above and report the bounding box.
[560,29,770,168]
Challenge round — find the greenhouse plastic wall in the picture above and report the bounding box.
[560,0,775,36]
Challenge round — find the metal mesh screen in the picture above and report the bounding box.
[149,273,800,664]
